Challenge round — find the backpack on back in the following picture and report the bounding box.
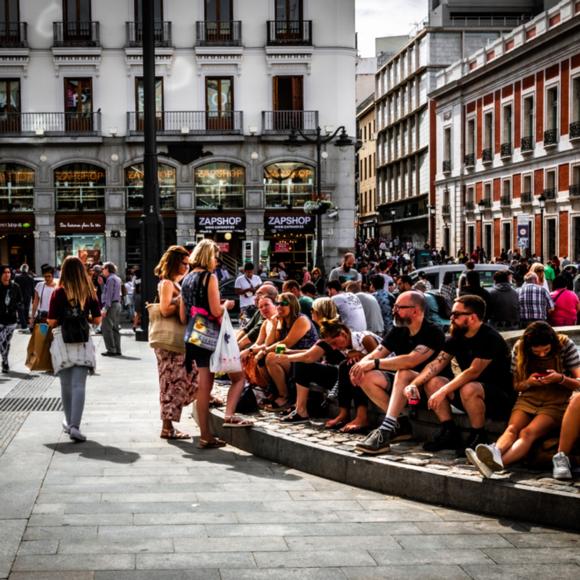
[62,301,90,344]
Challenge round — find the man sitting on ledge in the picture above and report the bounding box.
[351,291,450,454]
[399,295,514,455]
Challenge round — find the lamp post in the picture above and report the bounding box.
[390,209,396,241]
[287,126,353,275]
[136,0,164,341]
[477,199,486,258]
[428,204,436,248]
[538,193,546,263]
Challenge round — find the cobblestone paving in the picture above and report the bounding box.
[0,333,579,580]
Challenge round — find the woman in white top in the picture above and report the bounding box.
[30,267,58,325]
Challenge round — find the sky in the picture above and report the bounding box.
[355,0,428,57]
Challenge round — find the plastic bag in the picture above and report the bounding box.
[210,310,242,374]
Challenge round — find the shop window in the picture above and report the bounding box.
[56,234,104,268]
[0,163,34,211]
[194,162,245,209]
[0,78,20,133]
[125,162,176,210]
[54,163,105,211]
[264,162,314,208]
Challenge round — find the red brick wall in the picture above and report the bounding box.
[514,81,521,148]
[534,169,544,195]
[559,163,569,191]
[535,71,544,143]
[513,173,521,199]
[493,178,501,202]
[475,182,483,202]
[535,214,542,255]
[561,59,569,136]
[546,64,559,80]
[560,211,569,257]
[476,221,482,247]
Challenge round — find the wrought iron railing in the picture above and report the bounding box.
[53,21,100,47]
[465,201,475,211]
[543,188,556,200]
[267,20,312,45]
[0,22,27,47]
[569,184,580,197]
[0,112,101,136]
[262,111,318,134]
[482,148,493,163]
[521,135,534,152]
[480,198,492,209]
[500,142,512,157]
[126,21,172,47]
[195,21,241,46]
[127,111,243,135]
[521,191,533,203]
[544,128,558,146]
[464,153,475,167]
[441,204,451,216]
[570,121,580,140]
[500,195,511,207]
[442,160,451,173]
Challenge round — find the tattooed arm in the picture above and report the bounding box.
[410,351,453,387]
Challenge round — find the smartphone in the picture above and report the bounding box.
[534,371,549,378]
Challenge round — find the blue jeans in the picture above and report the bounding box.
[59,365,89,429]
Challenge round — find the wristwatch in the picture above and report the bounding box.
[374,359,381,370]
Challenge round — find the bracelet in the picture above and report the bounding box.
[558,374,566,385]
[374,358,381,370]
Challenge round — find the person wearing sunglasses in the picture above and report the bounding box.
[399,295,514,455]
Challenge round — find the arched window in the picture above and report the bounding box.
[54,163,105,211]
[125,162,176,210]
[194,162,245,209]
[0,163,34,211]
[264,161,313,208]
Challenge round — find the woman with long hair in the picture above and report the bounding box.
[529,262,550,291]
[311,267,325,295]
[47,256,101,442]
[0,265,22,373]
[180,240,241,449]
[154,246,198,440]
[467,321,580,477]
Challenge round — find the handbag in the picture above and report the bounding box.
[210,310,242,373]
[147,286,186,354]
[25,323,54,372]
[185,272,220,351]
[244,350,269,388]
[50,327,96,374]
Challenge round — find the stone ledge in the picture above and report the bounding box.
[208,408,580,532]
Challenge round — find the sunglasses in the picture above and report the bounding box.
[275,301,290,306]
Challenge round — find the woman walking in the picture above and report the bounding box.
[0,266,22,373]
[180,240,236,449]
[154,246,198,440]
[47,256,101,442]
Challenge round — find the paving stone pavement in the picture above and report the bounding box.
[0,331,579,579]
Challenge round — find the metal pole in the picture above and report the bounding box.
[315,126,324,275]
[540,207,544,262]
[136,0,164,342]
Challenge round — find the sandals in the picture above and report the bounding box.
[197,437,226,449]
[262,399,291,412]
[160,428,190,440]
[209,396,224,408]
[279,410,310,424]
[223,416,254,428]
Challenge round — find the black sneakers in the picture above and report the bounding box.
[355,428,393,455]
[423,423,462,452]
[458,429,489,457]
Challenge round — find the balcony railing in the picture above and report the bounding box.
[464,153,475,168]
[0,22,27,47]
[544,128,558,147]
[500,142,512,158]
[482,148,493,163]
[195,21,241,46]
[126,21,172,47]
[195,186,245,210]
[53,21,100,47]
[521,135,534,152]
[570,184,580,197]
[127,187,176,211]
[500,195,511,207]
[543,188,556,200]
[521,191,533,204]
[465,201,475,211]
[265,186,315,209]
[442,160,451,174]
[0,112,101,136]
[480,198,492,209]
[441,204,451,216]
[262,110,318,134]
[127,111,243,135]
[570,121,580,141]
[55,186,105,212]
[0,186,34,212]
[267,20,312,45]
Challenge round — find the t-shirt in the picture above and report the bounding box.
[550,289,579,327]
[35,281,57,313]
[315,340,347,365]
[299,295,313,318]
[328,267,361,285]
[443,323,512,389]
[382,320,448,374]
[48,287,101,324]
[235,274,262,309]
[356,292,384,335]
[331,292,367,331]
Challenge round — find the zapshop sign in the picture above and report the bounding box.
[265,213,315,233]
[195,213,245,233]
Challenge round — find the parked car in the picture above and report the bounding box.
[409,264,511,290]
[219,277,284,322]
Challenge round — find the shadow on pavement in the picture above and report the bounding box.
[45,442,141,464]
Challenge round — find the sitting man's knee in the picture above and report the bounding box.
[460,382,484,402]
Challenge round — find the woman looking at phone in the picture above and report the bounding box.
[467,321,580,478]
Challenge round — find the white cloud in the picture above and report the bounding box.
[356,0,427,57]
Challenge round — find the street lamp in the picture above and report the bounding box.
[428,204,436,248]
[390,209,396,240]
[538,193,546,262]
[477,199,486,256]
[287,126,353,275]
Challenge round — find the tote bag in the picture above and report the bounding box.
[147,303,186,354]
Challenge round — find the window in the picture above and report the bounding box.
[54,163,105,211]
[0,78,20,133]
[195,162,245,209]
[502,180,511,205]
[275,0,302,20]
[547,218,556,259]
[545,169,556,196]
[573,165,580,187]
[484,223,492,258]
[135,0,162,22]
[0,163,34,211]
[484,182,492,202]
[502,104,512,145]
[467,225,475,254]
[64,78,93,132]
[206,76,233,130]
[572,77,580,127]
[263,162,313,208]
[135,77,163,129]
[273,75,303,130]
[502,222,511,253]
[125,163,176,211]
[63,0,91,22]
[546,86,558,132]
[522,94,534,138]
[466,117,475,155]
[523,174,532,195]
[484,111,493,150]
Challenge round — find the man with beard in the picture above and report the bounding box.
[351,291,450,454]
[328,252,361,285]
[403,295,513,454]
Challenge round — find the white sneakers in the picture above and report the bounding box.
[552,452,572,480]
[69,426,86,442]
[466,443,504,479]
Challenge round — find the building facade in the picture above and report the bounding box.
[433,0,580,262]
[374,0,549,246]
[356,93,377,240]
[0,0,356,276]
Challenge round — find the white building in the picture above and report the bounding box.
[0,0,356,276]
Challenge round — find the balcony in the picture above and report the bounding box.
[570,121,580,141]
[0,112,101,136]
[127,111,243,136]
[53,21,100,47]
[543,188,556,200]
[262,111,318,134]
[521,135,534,153]
[126,21,172,47]
[195,186,245,210]
[0,22,27,47]
[195,21,241,46]
[464,153,475,168]
[442,160,451,174]
[543,128,558,147]
[482,148,493,164]
[570,184,580,197]
[127,187,176,211]
[267,20,312,46]
[500,195,511,207]
[0,187,34,212]
[521,191,533,204]
[465,201,475,212]
[265,186,315,209]
[480,198,492,209]
[500,142,512,158]
[56,186,105,212]
[441,204,451,216]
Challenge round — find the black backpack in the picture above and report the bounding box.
[62,301,90,344]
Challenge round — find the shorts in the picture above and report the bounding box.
[512,388,571,423]
[185,343,211,370]
[293,362,338,389]
[451,382,515,420]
